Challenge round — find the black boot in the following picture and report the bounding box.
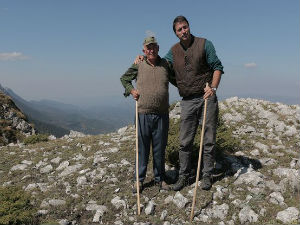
[172,175,188,191]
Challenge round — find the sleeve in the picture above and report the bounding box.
[166,61,177,87]
[164,48,174,64]
[205,40,224,74]
[120,64,139,97]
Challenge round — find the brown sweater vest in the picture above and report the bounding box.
[172,37,213,97]
[136,58,169,114]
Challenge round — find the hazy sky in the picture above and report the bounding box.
[1,0,299,105]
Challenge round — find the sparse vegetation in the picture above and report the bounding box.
[166,110,240,167]
[24,134,49,145]
[0,186,37,225]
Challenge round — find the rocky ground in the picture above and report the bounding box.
[0,97,299,224]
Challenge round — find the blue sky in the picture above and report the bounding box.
[0,0,299,105]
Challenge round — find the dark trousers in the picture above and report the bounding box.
[134,113,169,182]
[179,94,218,177]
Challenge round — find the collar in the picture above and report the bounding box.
[180,34,195,50]
[145,55,161,67]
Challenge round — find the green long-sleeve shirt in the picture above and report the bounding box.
[120,57,177,97]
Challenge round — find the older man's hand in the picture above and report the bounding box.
[130,89,140,100]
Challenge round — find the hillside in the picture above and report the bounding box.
[0,91,35,146]
[0,97,299,224]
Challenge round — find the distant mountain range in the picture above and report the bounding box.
[0,84,134,137]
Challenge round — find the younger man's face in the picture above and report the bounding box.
[175,21,190,41]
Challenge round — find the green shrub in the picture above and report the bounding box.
[24,134,49,145]
[0,186,37,225]
[166,110,240,167]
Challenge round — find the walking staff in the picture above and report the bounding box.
[190,83,208,222]
[135,101,141,215]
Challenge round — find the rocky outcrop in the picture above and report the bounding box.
[0,97,299,224]
[0,91,35,145]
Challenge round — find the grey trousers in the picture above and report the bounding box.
[179,94,218,177]
[134,113,169,182]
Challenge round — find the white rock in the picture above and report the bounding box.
[50,157,61,164]
[25,183,37,191]
[254,142,269,152]
[93,209,105,223]
[145,200,155,215]
[211,203,229,220]
[58,219,69,225]
[231,199,243,208]
[37,210,48,215]
[11,164,28,171]
[48,199,66,206]
[250,149,260,156]
[238,206,258,224]
[111,196,126,209]
[56,161,70,171]
[173,192,189,209]
[284,125,297,136]
[117,126,127,135]
[77,176,87,186]
[93,155,108,164]
[40,164,53,174]
[164,195,174,204]
[104,147,119,153]
[259,158,277,166]
[120,159,130,166]
[234,167,265,187]
[48,135,56,140]
[21,160,33,165]
[269,192,284,205]
[68,130,85,138]
[59,164,82,177]
[276,207,299,224]
[160,209,167,220]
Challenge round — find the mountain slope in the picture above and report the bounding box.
[0,97,299,224]
[0,91,35,145]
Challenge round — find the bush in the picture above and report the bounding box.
[166,110,240,167]
[24,134,49,145]
[0,186,37,225]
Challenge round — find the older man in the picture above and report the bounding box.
[120,36,176,193]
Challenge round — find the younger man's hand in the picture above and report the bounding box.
[134,55,144,65]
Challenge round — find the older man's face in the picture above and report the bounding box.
[143,43,159,60]
[175,21,190,41]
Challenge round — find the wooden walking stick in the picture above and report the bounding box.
[135,101,141,215]
[190,83,209,222]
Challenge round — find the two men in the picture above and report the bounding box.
[120,36,176,193]
[121,15,224,192]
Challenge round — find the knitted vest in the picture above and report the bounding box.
[171,37,213,97]
[136,58,169,114]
